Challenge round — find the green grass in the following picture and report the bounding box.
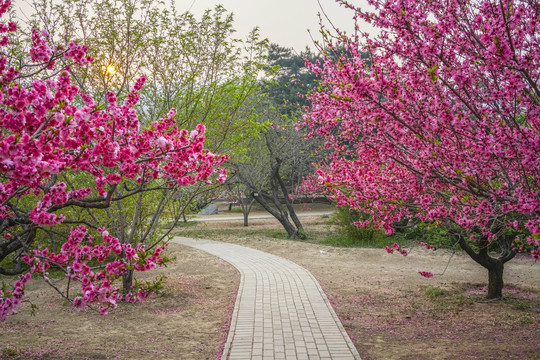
[174,219,408,248]
[322,234,370,247]
[180,227,294,241]
[171,221,198,228]
[320,232,401,248]
[2,347,18,357]
[511,301,530,311]
[424,286,447,299]
[519,314,533,324]
[263,229,290,239]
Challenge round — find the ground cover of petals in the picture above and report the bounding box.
[1,204,539,359]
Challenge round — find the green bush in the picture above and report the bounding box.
[399,219,457,250]
[324,206,390,247]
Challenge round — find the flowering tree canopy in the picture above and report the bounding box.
[302,0,539,298]
[0,0,227,320]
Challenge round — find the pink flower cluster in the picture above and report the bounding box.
[64,41,93,66]
[0,273,31,322]
[293,174,326,200]
[21,225,168,315]
[385,242,408,256]
[0,0,229,321]
[418,271,434,278]
[302,0,540,261]
[420,242,436,251]
[30,29,52,63]
[124,283,155,304]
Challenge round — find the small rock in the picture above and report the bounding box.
[198,203,218,215]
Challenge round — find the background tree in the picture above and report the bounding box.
[303,0,540,298]
[230,44,324,238]
[234,108,307,238]
[28,0,268,150]
[223,181,256,227]
[0,0,228,320]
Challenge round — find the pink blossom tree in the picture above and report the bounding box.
[0,0,227,320]
[302,0,540,298]
[18,0,267,294]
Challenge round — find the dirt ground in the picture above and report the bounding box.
[0,245,239,360]
[1,203,540,359]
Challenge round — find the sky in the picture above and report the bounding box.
[175,0,375,51]
[13,0,376,52]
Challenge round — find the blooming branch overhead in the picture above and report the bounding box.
[302,0,539,298]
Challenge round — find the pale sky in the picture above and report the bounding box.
[14,0,376,52]
[179,0,375,50]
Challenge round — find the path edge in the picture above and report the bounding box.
[170,237,244,360]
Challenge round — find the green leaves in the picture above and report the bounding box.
[427,64,438,83]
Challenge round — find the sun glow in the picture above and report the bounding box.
[104,64,117,76]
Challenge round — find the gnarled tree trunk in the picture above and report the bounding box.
[447,220,515,299]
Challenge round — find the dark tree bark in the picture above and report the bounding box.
[447,219,515,299]
[241,197,255,227]
[0,224,37,274]
[123,269,134,295]
[247,156,306,239]
[251,190,303,238]
[487,261,504,299]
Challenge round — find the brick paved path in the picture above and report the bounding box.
[172,237,361,360]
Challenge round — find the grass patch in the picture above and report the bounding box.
[511,301,530,311]
[226,208,244,213]
[164,220,198,229]
[321,206,412,248]
[175,216,407,249]
[321,232,400,248]
[322,234,370,247]
[175,221,198,228]
[519,314,533,324]
[424,286,447,299]
[2,347,18,357]
[263,229,290,240]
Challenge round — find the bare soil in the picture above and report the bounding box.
[0,245,239,360]
[2,202,539,359]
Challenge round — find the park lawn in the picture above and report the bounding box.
[184,209,540,360]
[1,208,539,359]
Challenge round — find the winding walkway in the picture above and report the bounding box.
[172,236,361,360]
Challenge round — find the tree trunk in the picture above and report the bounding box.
[241,197,254,227]
[252,192,302,238]
[274,159,305,239]
[278,215,302,238]
[451,224,509,300]
[123,269,134,295]
[487,262,504,299]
